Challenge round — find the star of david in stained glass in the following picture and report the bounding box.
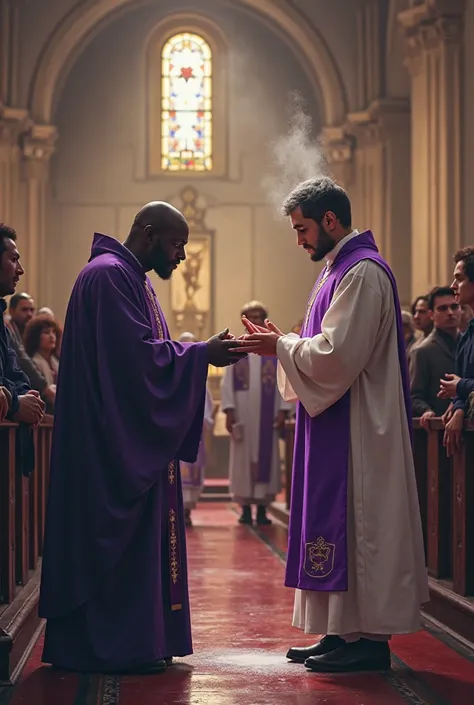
[161,32,212,172]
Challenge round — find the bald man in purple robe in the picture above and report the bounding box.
[39,202,244,675]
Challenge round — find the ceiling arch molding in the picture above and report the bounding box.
[29,0,348,128]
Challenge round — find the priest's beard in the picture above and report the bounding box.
[309,223,336,262]
[151,242,176,281]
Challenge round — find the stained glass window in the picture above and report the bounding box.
[161,32,212,172]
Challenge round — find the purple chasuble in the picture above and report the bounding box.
[39,233,209,671]
[285,231,412,592]
[233,355,278,483]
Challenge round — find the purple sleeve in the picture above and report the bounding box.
[94,265,209,496]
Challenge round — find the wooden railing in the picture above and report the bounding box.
[283,417,474,643]
[0,416,53,682]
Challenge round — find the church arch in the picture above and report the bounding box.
[29,0,347,128]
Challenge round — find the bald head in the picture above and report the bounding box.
[134,201,187,231]
[124,201,189,280]
[179,331,197,343]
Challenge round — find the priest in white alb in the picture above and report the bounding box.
[221,301,292,526]
[240,177,429,674]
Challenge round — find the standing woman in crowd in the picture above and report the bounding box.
[23,314,61,413]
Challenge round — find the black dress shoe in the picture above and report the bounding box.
[305,638,391,673]
[164,657,173,667]
[238,506,253,524]
[286,635,345,663]
[256,505,272,525]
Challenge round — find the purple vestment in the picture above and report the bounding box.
[39,234,209,671]
[285,231,412,592]
[233,356,278,483]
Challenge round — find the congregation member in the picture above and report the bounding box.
[439,247,474,456]
[0,225,45,467]
[410,287,461,429]
[7,292,56,407]
[24,314,61,413]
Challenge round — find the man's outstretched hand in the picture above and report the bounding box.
[238,316,285,356]
[207,328,252,367]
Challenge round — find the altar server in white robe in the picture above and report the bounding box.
[179,332,215,527]
[240,177,429,674]
[221,301,292,526]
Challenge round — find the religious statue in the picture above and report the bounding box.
[182,247,203,308]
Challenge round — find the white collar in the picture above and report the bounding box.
[326,229,360,268]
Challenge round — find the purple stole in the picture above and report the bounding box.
[285,231,412,592]
[233,355,278,483]
[144,278,183,612]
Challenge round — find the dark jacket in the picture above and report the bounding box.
[0,300,35,476]
[8,319,48,393]
[410,328,459,417]
[453,320,474,412]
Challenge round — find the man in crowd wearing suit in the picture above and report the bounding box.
[410,286,461,430]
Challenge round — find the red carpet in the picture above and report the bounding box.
[1,504,473,705]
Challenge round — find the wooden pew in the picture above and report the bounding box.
[282,417,474,646]
[0,416,53,683]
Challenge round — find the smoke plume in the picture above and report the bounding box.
[262,92,327,215]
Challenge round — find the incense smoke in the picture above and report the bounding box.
[262,92,327,215]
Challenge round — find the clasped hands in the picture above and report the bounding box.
[0,388,45,427]
[206,317,285,366]
[235,316,285,356]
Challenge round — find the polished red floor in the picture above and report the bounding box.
[1,504,474,705]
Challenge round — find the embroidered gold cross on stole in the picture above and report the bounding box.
[144,281,182,612]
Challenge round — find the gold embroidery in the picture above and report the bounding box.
[144,281,164,339]
[169,508,179,585]
[303,271,329,328]
[303,536,336,579]
[168,461,176,484]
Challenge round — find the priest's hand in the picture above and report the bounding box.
[0,386,10,423]
[443,408,464,457]
[438,373,461,400]
[207,329,249,367]
[13,390,45,427]
[238,318,285,356]
[242,316,284,337]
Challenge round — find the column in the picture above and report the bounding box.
[0,104,31,228]
[320,125,355,190]
[0,0,21,106]
[399,0,466,297]
[344,99,412,305]
[21,124,57,302]
[355,0,384,110]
